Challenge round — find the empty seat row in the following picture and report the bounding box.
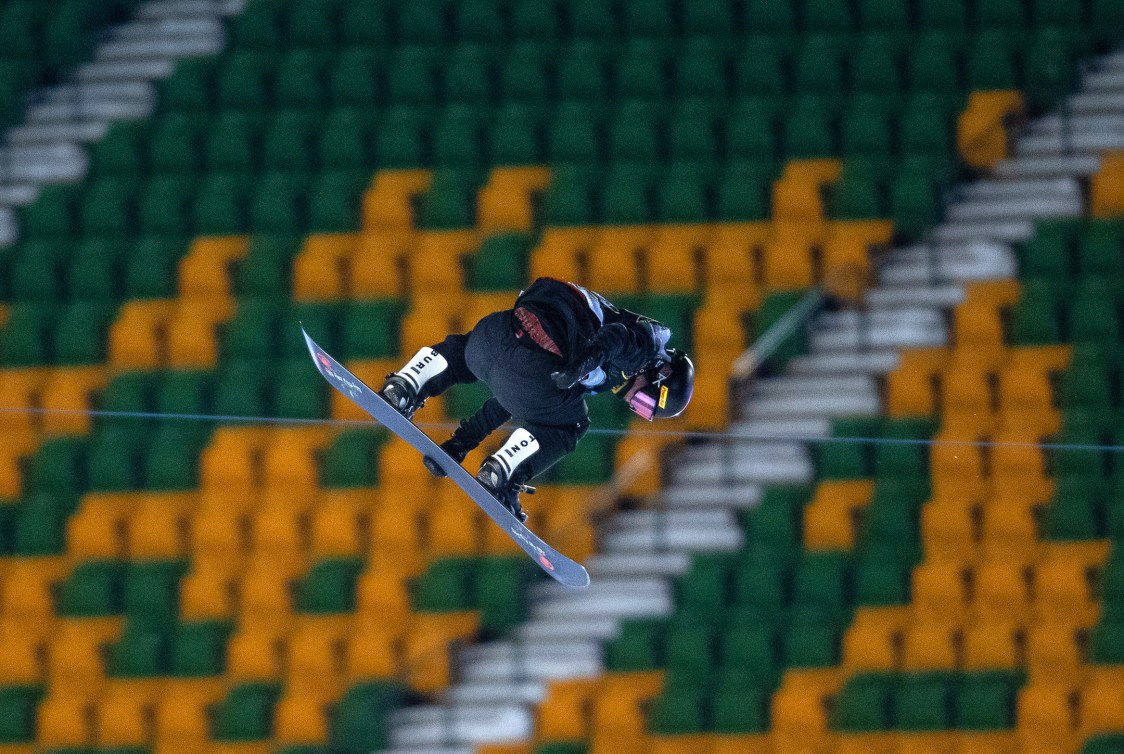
[228,0,1123,49]
[834,671,1023,732]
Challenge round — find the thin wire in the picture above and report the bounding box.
[2,405,1123,453]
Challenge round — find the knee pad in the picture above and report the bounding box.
[392,347,449,396]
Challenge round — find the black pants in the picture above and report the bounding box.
[424,310,590,481]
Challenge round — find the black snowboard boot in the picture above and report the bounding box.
[476,457,533,523]
[379,374,424,420]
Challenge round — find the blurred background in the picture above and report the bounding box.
[0,1,1123,754]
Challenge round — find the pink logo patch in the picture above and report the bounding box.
[538,553,555,571]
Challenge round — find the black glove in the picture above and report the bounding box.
[423,435,469,478]
[551,343,606,390]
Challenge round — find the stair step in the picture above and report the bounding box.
[458,640,603,682]
[387,704,533,748]
[994,153,1101,178]
[6,121,110,145]
[76,58,177,82]
[931,219,1036,244]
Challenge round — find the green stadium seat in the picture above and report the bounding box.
[299,557,364,613]
[975,0,1025,28]
[607,102,663,164]
[386,44,440,105]
[742,486,807,559]
[1077,221,1124,278]
[1053,426,1108,480]
[237,235,301,299]
[419,170,478,229]
[273,357,327,419]
[475,557,538,634]
[712,673,770,733]
[548,434,616,483]
[22,186,78,240]
[206,112,260,176]
[678,555,732,612]
[9,241,66,302]
[148,113,204,175]
[851,36,903,95]
[124,237,185,299]
[733,556,786,608]
[743,0,797,34]
[14,492,69,555]
[668,102,721,164]
[414,557,475,612]
[138,176,195,239]
[124,560,187,626]
[726,104,778,162]
[214,360,271,419]
[443,44,495,104]
[834,673,894,731]
[59,560,125,616]
[274,49,329,109]
[715,165,772,222]
[548,104,603,165]
[101,372,157,414]
[330,682,405,754]
[432,108,485,169]
[784,101,837,158]
[454,0,505,44]
[212,682,281,741]
[854,555,909,604]
[286,0,342,47]
[623,0,675,37]
[733,39,788,100]
[782,620,839,667]
[544,167,598,225]
[262,111,317,173]
[68,239,126,301]
[230,0,286,49]
[285,303,338,357]
[217,51,275,111]
[956,672,1019,729]
[160,58,215,113]
[43,0,116,70]
[0,1,49,58]
[569,0,617,38]
[342,300,404,359]
[87,426,144,492]
[90,121,147,177]
[444,381,493,420]
[170,621,231,677]
[858,0,910,30]
[792,552,852,621]
[468,233,531,291]
[329,47,383,107]
[657,166,712,223]
[804,0,854,30]
[683,0,735,35]
[397,0,447,44]
[251,173,308,235]
[145,424,208,491]
[794,35,847,97]
[1092,620,1124,663]
[324,428,386,488]
[607,619,664,671]
[318,107,375,170]
[1068,281,1121,345]
[966,30,1020,90]
[895,674,953,730]
[720,624,780,685]
[499,42,552,104]
[649,685,707,734]
[510,0,560,40]
[832,173,884,219]
[54,301,114,365]
[890,172,941,241]
[1,303,51,365]
[489,104,544,166]
[0,685,41,743]
[110,619,168,677]
[601,165,653,224]
[1025,29,1077,109]
[1011,281,1063,345]
[1091,0,1124,45]
[194,174,250,235]
[676,39,730,100]
[1083,736,1124,754]
[556,41,610,102]
[916,0,968,29]
[340,0,394,46]
[908,32,962,96]
[615,39,670,101]
[374,106,431,168]
[1045,487,1102,540]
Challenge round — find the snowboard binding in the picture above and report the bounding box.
[476,457,534,523]
[379,374,425,420]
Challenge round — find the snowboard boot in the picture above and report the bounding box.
[423,435,469,478]
[476,457,533,523]
[379,374,425,420]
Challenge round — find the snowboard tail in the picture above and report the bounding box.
[302,327,590,588]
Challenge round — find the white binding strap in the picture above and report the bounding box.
[394,347,448,392]
[494,427,540,477]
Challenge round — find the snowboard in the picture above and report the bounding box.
[301,327,591,589]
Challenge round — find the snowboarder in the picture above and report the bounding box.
[378,277,695,523]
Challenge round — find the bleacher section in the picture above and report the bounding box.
[0,0,1121,753]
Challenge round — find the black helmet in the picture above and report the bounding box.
[617,349,695,421]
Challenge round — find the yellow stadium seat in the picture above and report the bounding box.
[803,480,875,551]
[1016,683,1079,751]
[972,560,1032,622]
[837,733,897,754]
[761,239,815,290]
[40,366,106,435]
[587,242,642,295]
[227,626,286,682]
[920,499,978,563]
[368,502,426,561]
[198,427,270,495]
[351,230,414,299]
[0,368,46,434]
[154,680,224,751]
[408,230,480,293]
[963,620,1023,670]
[287,620,347,698]
[95,680,159,747]
[770,669,842,751]
[378,434,436,489]
[1034,558,1098,624]
[896,732,958,754]
[693,302,750,365]
[343,623,402,681]
[0,557,68,621]
[841,607,910,671]
[886,349,948,417]
[912,561,971,620]
[530,239,584,283]
[47,618,123,695]
[261,427,332,494]
[428,489,485,556]
[1091,151,1124,217]
[311,494,371,558]
[772,175,825,222]
[107,300,176,369]
[404,612,479,693]
[362,169,432,230]
[1025,622,1083,684]
[980,502,1040,562]
[648,734,713,754]
[954,732,1017,754]
[0,622,45,684]
[291,233,359,302]
[591,671,665,739]
[940,366,993,417]
[179,561,237,621]
[191,505,249,561]
[711,734,771,754]
[354,567,412,624]
[237,565,297,627]
[702,238,756,296]
[930,434,987,501]
[178,235,250,298]
[1080,668,1124,736]
[537,677,599,740]
[249,504,309,566]
[902,620,961,670]
[398,308,461,358]
[36,691,96,748]
[274,691,330,744]
[989,430,1052,502]
[166,296,237,368]
[477,166,551,232]
[128,492,197,559]
[65,492,134,559]
[463,292,519,328]
[997,359,1062,414]
[209,742,271,754]
[646,241,701,294]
